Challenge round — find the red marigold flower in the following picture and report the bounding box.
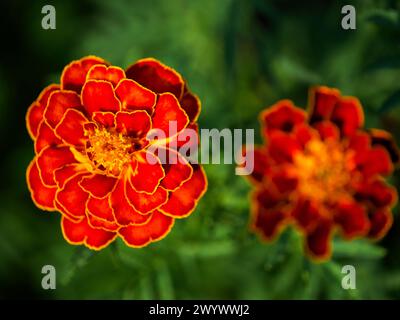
[242,86,399,261]
[26,56,207,250]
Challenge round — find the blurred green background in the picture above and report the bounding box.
[1,0,400,299]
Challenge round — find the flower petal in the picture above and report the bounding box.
[151,93,189,138]
[37,146,77,186]
[260,100,306,136]
[115,111,151,138]
[129,151,165,194]
[55,109,89,147]
[309,86,340,123]
[35,121,62,154]
[79,174,117,198]
[44,90,83,128]
[86,195,115,222]
[115,79,156,112]
[26,160,57,211]
[369,129,400,165]
[110,178,152,226]
[26,84,60,139]
[292,198,320,231]
[54,163,86,188]
[267,131,302,163]
[61,215,116,250]
[55,173,89,220]
[86,65,125,87]
[125,182,168,214]
[355,179,397,208]
[331,97,364,137]
[180,86,201,123]
[355,146,393,178]
[87,212,120,232]
[368,210,393,240]
[333,201,370,239]
[81,80,121,117]
[313,121,340,141]
[241,146,269,184]
[118,211,174,248]
[304,218,333,260]
[92,112,116,128]
[125,58,184,99]
[61,56,108,93]
[159,165,207,218]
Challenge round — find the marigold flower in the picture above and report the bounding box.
[26,56,207,250]
[242,86,399,260]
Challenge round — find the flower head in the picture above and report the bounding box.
[26,56,207,250]
[243,87,399,260]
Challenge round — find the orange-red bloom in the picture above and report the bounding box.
[243,86,399,261]
[26,56,207,250]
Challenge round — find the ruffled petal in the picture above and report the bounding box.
[37,146,77,186]
[118,211,174,248]
[331,97,364,137]
[79,174,117,198]
[115,111,151,138]
[355,179,397,208]
[81,80,121,117]
[333,201,370,239]
[125,182,168,214]
[313,121,340,141]
[26,84,60,139]
[125,58,184,99]
[55,109,89,147]
[369,129,400,165]
[180,86,201,123]
[86,195,115,222]
[92,112,116,128]
[87,212,120,232]
[110,178,152,226]
[368,210,393,240]
[55,173,89,220]
[54,163,86,188]
[35,121,62,154]
[292,198,320,231]
[61,215,116,250]
[151,93,189,138]
[86,65,125,87]
[115,79,156,112]
[44,90,83,128]
[309,86,340,123]
[260,100,306,135]
[129,151,165,194]
[304,218,333,260]
[61,56,108,92]
[240,146,269,184]
[159,165,207,218]
[267,131,302,163]
[354,146,393,178]
[26,160,57,211]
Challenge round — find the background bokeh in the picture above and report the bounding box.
[1,0,400,299]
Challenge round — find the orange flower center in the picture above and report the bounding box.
[87,127,134,176]
[293,138,355,204]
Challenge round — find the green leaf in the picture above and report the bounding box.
[365,10,399,29]
[333,240,386,259]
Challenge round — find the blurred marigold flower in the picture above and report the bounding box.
[242,86,399,261]
[26,56,207,250]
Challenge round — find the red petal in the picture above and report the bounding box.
[129,151,165,194]
[79,174,117,198]
[368,210,393,240]
[92,112,116,128]
[26,84,60,139]
[260,100,306,135]
[369,129,400,165]
[115,79,156,112]
[309,86,340,123]
[126,58,184,99]
[151,93,189,138]
[81,80,121,117]
[35,121,62,154]
[355,146,393,178]
[55,173,89,219]
[270,166,298,194]
[304,218,333,260]
[86,65,125,87]
[61,56,108,93]
[61,215,116,250]
[26,160,57,211]
[313,121,340,141]
[118,211,174,247]
[331,97,364,137]
[333,201,370,239]
[180,86,201,123]
[159,165,207,218]
[115,111,151,138]
[156,147,193,191]
[55,109,89,147]
[44,90,83,128]
[110,178,152,226]
[292,198,320,231]
[348,131,371,153]
[126,182,168,214]
[241,146,269,184]
[87,195,115,222]
[54,163,87,188]
[356,180,397,208]
[87,212,120,232]
[37,146,77,186]
[267,131,302,163]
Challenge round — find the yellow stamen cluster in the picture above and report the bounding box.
[87,127,134,176]
[293,139,355,204]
